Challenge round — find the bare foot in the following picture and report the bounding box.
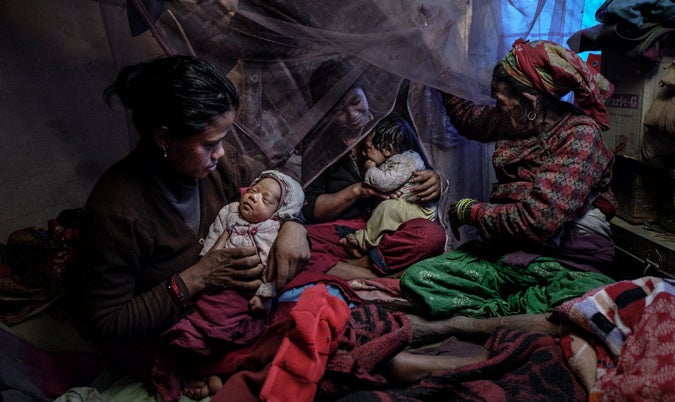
[566,333,597,390]
[182,379,208,400]
[340,233,366,258]
[182,375,223,400]
[207,375,223,395]
[248,296,266,314]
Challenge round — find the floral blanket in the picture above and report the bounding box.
[555,276,675,401]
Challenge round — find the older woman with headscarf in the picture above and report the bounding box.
[400,39,618,319]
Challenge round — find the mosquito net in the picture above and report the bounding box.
[98,0,591,243]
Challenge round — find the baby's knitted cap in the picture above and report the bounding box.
[254,170,305,220]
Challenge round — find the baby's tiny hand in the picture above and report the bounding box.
[364,160,376,169]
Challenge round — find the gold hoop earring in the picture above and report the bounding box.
[527,111,537,121]
[161,145,168,158]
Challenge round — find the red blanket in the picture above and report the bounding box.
[555,276,675,401]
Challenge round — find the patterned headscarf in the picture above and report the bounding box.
[500,38,614,130]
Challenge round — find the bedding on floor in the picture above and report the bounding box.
[3,215,675,401]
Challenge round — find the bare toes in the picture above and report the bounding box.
[207,375,223,394]
[183,379,209,400]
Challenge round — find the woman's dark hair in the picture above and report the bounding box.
[370,114,416,155]
[309,59,365,105]
[491,63,539,100]
[104,55,239,139]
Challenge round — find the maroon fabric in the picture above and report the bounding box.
[152,272,360,402]
[151,273,400,401]
[201,302,297,377]
[305,217,446,275]
[212,370,268,402]
[162,289,268,351]
[372,218,446,274]
[152,302,296,402]
[305,219,366,273]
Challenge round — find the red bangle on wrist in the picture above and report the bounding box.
[166,274,193,310]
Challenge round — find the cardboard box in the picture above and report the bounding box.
[601,52,674,160]
[612,154,666,224]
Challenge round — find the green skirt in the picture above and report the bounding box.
[400,245,615,319]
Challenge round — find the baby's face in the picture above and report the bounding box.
[363,136,386,166]
[239,177,281,223]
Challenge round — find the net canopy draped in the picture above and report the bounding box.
[99,0,590,243]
